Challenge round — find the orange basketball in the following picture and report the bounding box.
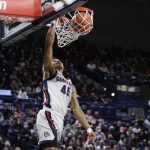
[72,8,93,34]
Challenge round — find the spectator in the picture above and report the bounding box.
[0,137,4,150]
[87,61,96,71]
[0,112,4,124]
[15,147,21,150]
[17,87,28,99]
[144,116,150,128]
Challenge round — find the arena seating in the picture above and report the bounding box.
[0,33,150,149]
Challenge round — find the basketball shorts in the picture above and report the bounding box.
[36,107,64,149]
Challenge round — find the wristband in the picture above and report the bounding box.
[87,128,93,134]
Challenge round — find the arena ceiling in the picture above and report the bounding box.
[84,0,150,50]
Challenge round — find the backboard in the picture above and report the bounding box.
[0,0,88,46]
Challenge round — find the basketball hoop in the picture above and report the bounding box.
[0,0,88,46]
[55,7,94,48]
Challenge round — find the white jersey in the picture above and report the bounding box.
[43,71,73,118]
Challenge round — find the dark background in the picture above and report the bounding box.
[84,0,150,50]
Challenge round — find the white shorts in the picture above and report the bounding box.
[36,107,64,149]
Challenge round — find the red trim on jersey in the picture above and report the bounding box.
[45,111,56,129]
[43,90,49,105]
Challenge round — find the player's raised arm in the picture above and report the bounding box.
[70,86,96,141]
[43,24,56,80]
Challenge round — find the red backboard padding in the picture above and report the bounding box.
[0,0,41,21]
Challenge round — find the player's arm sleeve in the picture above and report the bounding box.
[70,86,91,130]
[43,24,56,79]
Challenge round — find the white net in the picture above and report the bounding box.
[55,17,80,48]
[55,7,94,48]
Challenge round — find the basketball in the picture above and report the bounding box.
[72,12,93,34]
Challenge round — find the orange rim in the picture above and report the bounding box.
[74,7,93,13]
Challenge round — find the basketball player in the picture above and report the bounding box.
[36,24,96,150]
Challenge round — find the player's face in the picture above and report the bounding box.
[52,59,64,72]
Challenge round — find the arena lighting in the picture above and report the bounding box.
[0,89,12,96]
[103,87,107,91]
[148,100,150,106]
[111,93,115,97]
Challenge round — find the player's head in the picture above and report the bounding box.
[52,58,64,73]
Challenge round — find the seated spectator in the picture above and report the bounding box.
[0,112,4,124]
[86,61,96,71]
[0,137,4,150]
[144,116,150,128]
[3,140,12,150]
[14,147,21,150]
[17,87,28,99]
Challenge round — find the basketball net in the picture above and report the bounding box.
[55,7,94,48]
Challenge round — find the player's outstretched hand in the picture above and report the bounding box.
[87,130,96,142]
[47,22,55,35]
[46,22,56,46]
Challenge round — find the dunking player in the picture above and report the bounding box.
[36,24,96,150]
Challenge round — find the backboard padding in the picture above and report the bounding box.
[0,0,88,46]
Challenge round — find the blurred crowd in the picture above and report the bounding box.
[0,31,150,150]
[0,105,150,150]
[0,33,150,101]
[0,34,110,102]
[0,105,38,150]
[60,41,150,86]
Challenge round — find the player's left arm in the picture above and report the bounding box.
[70,86,96,141]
